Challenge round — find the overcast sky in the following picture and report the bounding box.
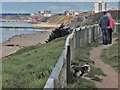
[1,0,120,2]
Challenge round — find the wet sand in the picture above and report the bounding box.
[0,30,52,58]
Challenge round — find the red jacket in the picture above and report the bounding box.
[108,17,115,29]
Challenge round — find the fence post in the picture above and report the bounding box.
[79,28,81,47]
[86,27,89,44]
[114,24,117,33]
[94,26,97,40]
[79,29,81,47]
[66,45,71,83]
[78,30,80,48]
[84,28,86,44]
[83,28,86,45]
[98,25,101,37]
[74,30,77,49]
[88,27,92,44]
[92,26,95,42]
[80,29,83,46]
[54,79,60,89]
[97,25,100,38]
[75,30,78,48]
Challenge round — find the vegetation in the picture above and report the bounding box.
[2,37,65,88]
[48,15,77,25]
[101,32,119,73]
[67,43,105,88]
[101,41,119,72]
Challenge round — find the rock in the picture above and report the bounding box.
[46,23,70,42]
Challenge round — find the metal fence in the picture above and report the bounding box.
[44,23,119,89]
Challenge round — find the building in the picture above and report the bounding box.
[108,8,119,11]
[94,0,107,13]
[38,10,51,17]
[64,10,79,16]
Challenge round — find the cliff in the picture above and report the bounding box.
[81,10,120,26]
[47,15,78,25]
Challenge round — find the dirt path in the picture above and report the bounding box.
[90,38,118,88]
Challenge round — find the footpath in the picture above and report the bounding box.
[90,38,118,88]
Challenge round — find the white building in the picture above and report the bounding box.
[94,0,107,13]
[38,10,51,17]
[64,10,79,16]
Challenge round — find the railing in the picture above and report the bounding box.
[44,23,119,89]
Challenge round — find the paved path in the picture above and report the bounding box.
[90,38,119,88]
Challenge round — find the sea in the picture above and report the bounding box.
[0,2,119,43]
[0,22,45,43]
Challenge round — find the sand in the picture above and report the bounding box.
[32,23,59,28]
[0,30,52,58]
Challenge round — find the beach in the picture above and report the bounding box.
[32,23,59,28]
[0,29,52,58]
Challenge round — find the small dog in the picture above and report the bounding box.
[71,63,90,77]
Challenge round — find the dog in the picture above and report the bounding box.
[71,63,90,77]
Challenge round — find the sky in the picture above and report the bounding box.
[1,2,118,13]
[1,2,95,13]
[1,0,120,2]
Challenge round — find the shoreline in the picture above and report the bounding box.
[32,23,60,28]
[1,29,52,58]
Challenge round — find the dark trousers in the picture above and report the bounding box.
[108,28,112,44]
[101,28,109,44]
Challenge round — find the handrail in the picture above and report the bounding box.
[44,30,74,89]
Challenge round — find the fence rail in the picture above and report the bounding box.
[44,23,119,89]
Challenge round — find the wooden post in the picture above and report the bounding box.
[76,30,80,48]
[78,30,81,47]
[66,45,71,83]
[84,29,86,44]
[79,29,82,47]
[114,24,117,33]
[74,30,77,48]
[54,78,60,89]
[80,29,82,46]
[89,28,92,44]
[87,27,88,44]
[92,26,95,42]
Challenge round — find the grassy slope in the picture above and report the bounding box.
[67,43,105,88]
[101,41,119,72]
[101,32,119,72]
[48,15,77,25]
[2,37,65,88]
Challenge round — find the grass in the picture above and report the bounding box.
[67,78,95,89]
[101,32,119,73]
[101,41,119,73]
[2,37,65,88]
[67,42,105,88]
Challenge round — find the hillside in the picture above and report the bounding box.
[47,15,78,25]
[2,37,65,88]
[47,10,119,29]
[81,10,120,26]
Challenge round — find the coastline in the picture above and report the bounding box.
[32,23,60,28]
[1,29,52,58]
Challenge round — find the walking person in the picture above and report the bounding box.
[106,13,115,44]
[99,11,110,45]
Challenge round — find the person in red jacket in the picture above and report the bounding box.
[106,13,115,44]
